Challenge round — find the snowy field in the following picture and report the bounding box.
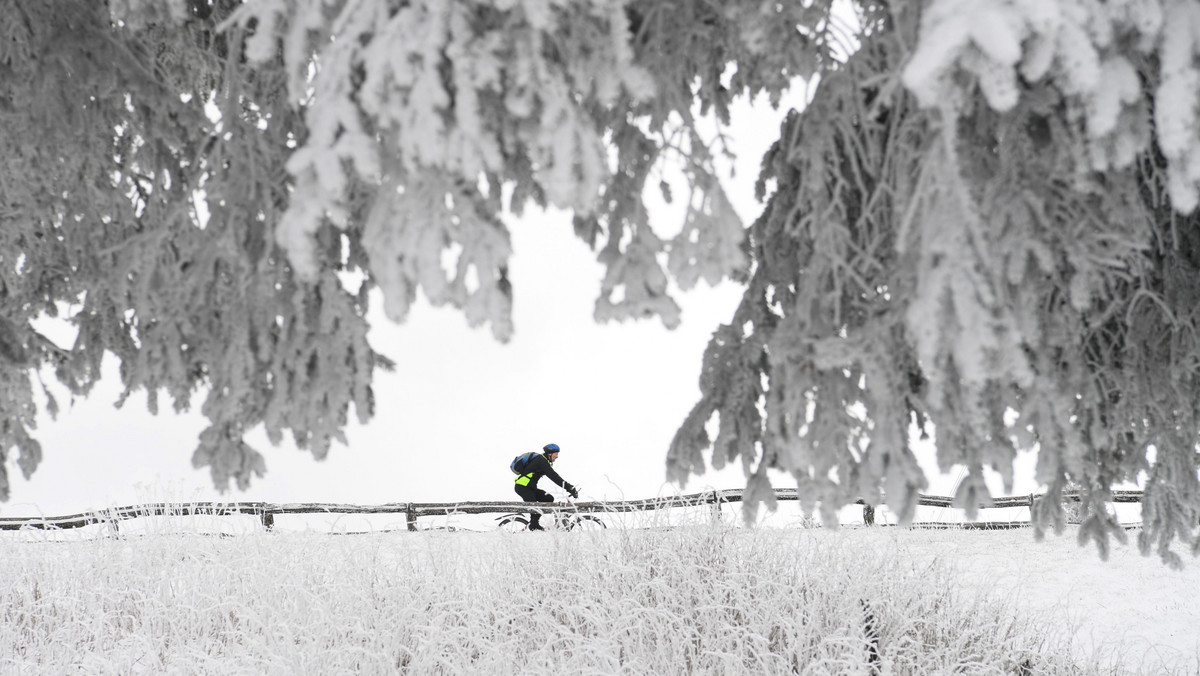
[875,527,1200,674]
[1,519,1197,675]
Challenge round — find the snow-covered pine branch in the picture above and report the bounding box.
[665,0,1200,565]
[0,0,763,499]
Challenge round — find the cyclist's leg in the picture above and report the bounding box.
[515,485,554,529]
[528,488,554,529]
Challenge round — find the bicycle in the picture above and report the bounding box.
[496,498,606,532]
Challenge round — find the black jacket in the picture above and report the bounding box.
[520,454,576,494]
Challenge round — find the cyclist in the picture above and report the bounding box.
[513,443,580,531]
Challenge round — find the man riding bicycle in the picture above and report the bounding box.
[513,443,580,531]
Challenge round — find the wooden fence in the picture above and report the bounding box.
[0,488,1145,533]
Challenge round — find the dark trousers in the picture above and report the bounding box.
[514,484,554,528]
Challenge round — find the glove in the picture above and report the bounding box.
[567,484,580,499]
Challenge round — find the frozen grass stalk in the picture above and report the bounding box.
[1,520,1134,674]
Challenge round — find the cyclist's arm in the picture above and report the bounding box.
[535,457,576,495]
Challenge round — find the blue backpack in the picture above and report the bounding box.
[510,451,539,475]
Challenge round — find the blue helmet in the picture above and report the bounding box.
[543,443,560,454]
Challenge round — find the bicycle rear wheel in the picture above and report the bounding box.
[497,515,528,532]
[568,514,607,531]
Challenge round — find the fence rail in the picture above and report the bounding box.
[0,488,1144,532]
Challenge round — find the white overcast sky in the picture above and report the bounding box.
[5,88,1043,518]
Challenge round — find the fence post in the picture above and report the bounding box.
[710,490,722,525]
[862,503,875,526]
[406,504,417,532]
[260,509,275,531]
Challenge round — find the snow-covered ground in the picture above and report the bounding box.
[855,527,1200,674]
[3,515,1197,674]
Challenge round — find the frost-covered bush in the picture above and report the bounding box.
[0,528,1088,674]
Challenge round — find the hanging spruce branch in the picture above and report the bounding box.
[0,0,779,499]
[667,0,1200,566]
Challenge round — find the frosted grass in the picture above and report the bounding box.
[1,526,1098,675]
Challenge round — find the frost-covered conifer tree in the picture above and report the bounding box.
[3,0,1199,565]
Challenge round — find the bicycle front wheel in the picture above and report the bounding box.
[568,514,607,531]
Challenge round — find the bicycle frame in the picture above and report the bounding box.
[496,498,606,531]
